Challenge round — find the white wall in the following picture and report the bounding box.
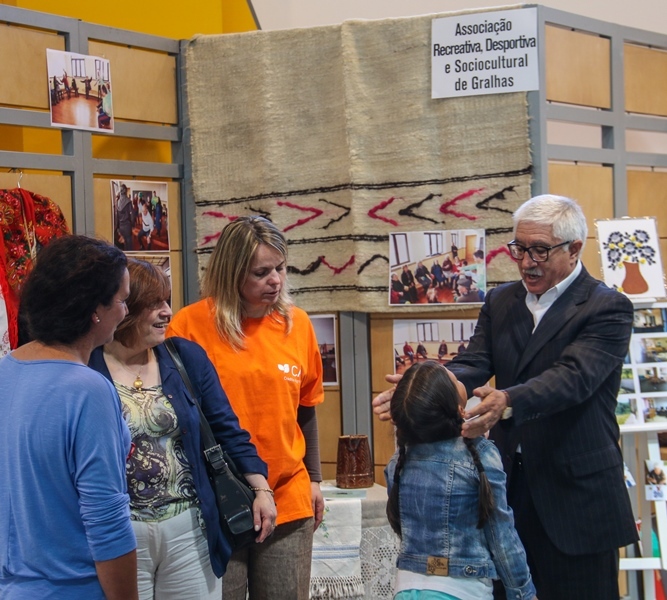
[251,1,667,35]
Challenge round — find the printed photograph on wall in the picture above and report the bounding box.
[620,367,636,394]
[634,306,667,333]
[645,459,667,501]
[616,396,642,426]
[311,314,338,386]
[618,303,667,430]
[132,253,171,287]
[638,366,667,393]
[596,217,666,299]
[47,49,113,132]
[388,229,485,306]
[630,334,667,365]
[110,180,169,253]
[643,397,667,424]
[393,318,477,375]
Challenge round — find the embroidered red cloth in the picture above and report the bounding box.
[0,188,70,348]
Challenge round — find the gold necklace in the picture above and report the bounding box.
[132,365,145,390]
[111,348,151,390]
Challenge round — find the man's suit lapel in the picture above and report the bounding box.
[514,268,593,377]
[508,285,534,372]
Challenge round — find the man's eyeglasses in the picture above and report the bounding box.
[507,240,571,263]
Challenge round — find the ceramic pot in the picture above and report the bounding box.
[336,435,373,489]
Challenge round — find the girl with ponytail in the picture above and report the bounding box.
[385,361,536,600]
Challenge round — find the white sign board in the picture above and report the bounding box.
[432,8,539,99]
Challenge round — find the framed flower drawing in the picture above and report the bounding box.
[596,217,666,299]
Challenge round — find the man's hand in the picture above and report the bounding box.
[462,385,509,438]
[372,373,403,422]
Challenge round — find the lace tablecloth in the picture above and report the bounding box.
[359,484,399,600]
[311,483,399,600]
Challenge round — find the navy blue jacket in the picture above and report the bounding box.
[89,337,267,577]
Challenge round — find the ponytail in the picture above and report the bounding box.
[463,437,494,528]
[386,443,406,537]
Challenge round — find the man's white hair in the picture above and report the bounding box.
[513,194,587,252]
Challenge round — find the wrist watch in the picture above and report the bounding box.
[500,390,513,420]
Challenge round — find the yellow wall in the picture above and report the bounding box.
[0,0,257,157]
[0,0,258,39]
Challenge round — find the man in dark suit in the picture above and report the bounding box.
[374,195,637,599]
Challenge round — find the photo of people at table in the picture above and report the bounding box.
[110,180,169,253]
[47,49,113,132]
[388,229,485,306]
[393,318,476,375]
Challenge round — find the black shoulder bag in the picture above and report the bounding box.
[164,338,258,549]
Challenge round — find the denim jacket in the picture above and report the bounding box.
[386,437,535,600]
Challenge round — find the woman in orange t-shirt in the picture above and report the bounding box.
[168,216,324,600]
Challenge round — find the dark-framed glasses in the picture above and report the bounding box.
[507,240,571,263]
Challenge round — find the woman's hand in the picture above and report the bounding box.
[245,474,277,543]
[251,491,277,543]
[311,482,324,530]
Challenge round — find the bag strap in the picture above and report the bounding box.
[164,338,231,475]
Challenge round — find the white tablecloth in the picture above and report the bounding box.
[311,483,399,600]
[311,496,364,599]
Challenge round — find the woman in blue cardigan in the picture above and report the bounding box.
[89,258,276,600]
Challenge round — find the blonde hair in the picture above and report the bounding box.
[202,216,293,350]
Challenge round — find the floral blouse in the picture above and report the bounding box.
[115,382,198,522]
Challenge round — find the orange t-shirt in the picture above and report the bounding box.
[167,300,324,525]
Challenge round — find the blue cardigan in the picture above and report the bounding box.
[89,337,268,577]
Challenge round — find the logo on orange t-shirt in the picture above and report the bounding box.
[277,363,301,382]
